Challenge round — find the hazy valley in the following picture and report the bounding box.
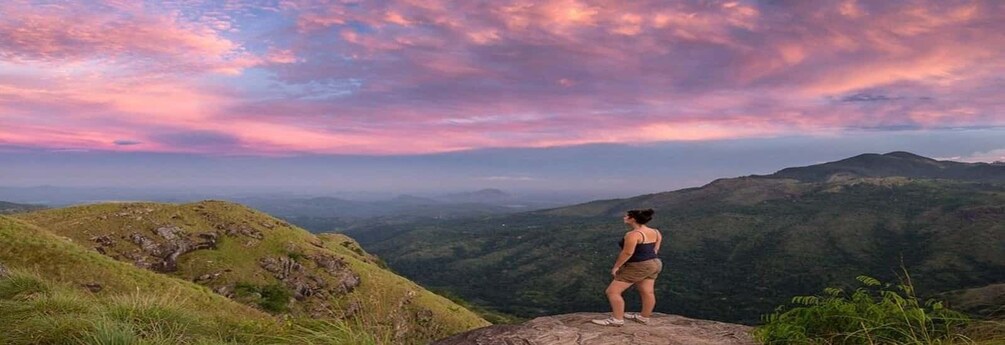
[344,152,1005,324]
[3,152,1004,344]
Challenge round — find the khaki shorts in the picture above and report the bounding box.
[614,258,662,283]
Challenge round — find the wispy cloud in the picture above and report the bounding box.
[945,149,1005,163]
[113,140,142,146]
[1,0,1003,155]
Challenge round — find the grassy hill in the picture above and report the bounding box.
[0,216,287,344]
[767,151,1005,183]
[943,283,1005,319]
[346,153,1005,325]
[4,201,488,344]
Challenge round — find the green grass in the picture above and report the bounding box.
[6,201,489,344]
[0,269,279,344]
[234,282,293,313]
[0,273,384,345]
[0,215,260,319]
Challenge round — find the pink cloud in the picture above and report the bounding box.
[1,0,1003,155]
[0,1,260,75]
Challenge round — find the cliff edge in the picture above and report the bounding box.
[433,312,755,345]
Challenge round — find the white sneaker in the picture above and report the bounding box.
[624,312,651,324]
[590,317,625,326]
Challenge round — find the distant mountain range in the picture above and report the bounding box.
[236,189,573,233]
[0,201,46,214]
[346,152,1005,324]
[437,189,514,204]
[239,189,521,219]
[0,186,574,233]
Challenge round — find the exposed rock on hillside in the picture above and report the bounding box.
[121,226,218,272]
[257,253,360,304]
[10,201,491,344]
[433,313,754,345]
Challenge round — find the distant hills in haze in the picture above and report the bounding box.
[346,152,1005,324]
[0,186,581,233]
[0,201,46,214]
[239,188,522,220]
[236,189,577,233]
[437,188,514,204]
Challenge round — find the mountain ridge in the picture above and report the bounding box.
[347,152,1005,324]
[764,151,1005,183]
[0,201,46,214]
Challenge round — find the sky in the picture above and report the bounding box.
[1,0,1004,196]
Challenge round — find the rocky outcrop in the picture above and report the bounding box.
[194,269,231,284]
[220,223,263,240]
[83,282,102,293]
[77,207,365,319]
[259,256,322,300]
[311,253,361,294]
[124,227,218,272]
[433,313,755,345]
[258,254,362,300]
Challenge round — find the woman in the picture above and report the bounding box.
[591,208,663,326]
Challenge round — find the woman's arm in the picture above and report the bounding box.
[611,232,641,276]
[655,229,662,255]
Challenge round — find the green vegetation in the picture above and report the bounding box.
[0,269,389,345]
[755,275,972,344]
[428,287,525,324]
[234,282,293,313]
[348,177,1005,324]
[2,201,488,344]
[769,152,1005,184]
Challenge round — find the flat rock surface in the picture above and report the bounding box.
[432,312,755,345]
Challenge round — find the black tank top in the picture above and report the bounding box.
[618,229,660,262]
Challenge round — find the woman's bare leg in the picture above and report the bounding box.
[637,279,656,317]
[605,280,634,319]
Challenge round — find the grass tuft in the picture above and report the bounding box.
[0,272,50,300]
[78,318,142,345]
[104,292,203,342]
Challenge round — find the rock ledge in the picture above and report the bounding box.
[433,312,755,345]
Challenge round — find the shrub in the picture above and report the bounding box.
[755,274,972,344]
[234,282,292,313]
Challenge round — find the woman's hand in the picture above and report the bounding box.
[611,267,619,277]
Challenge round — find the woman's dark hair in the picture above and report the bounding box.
[626,208,655,224]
